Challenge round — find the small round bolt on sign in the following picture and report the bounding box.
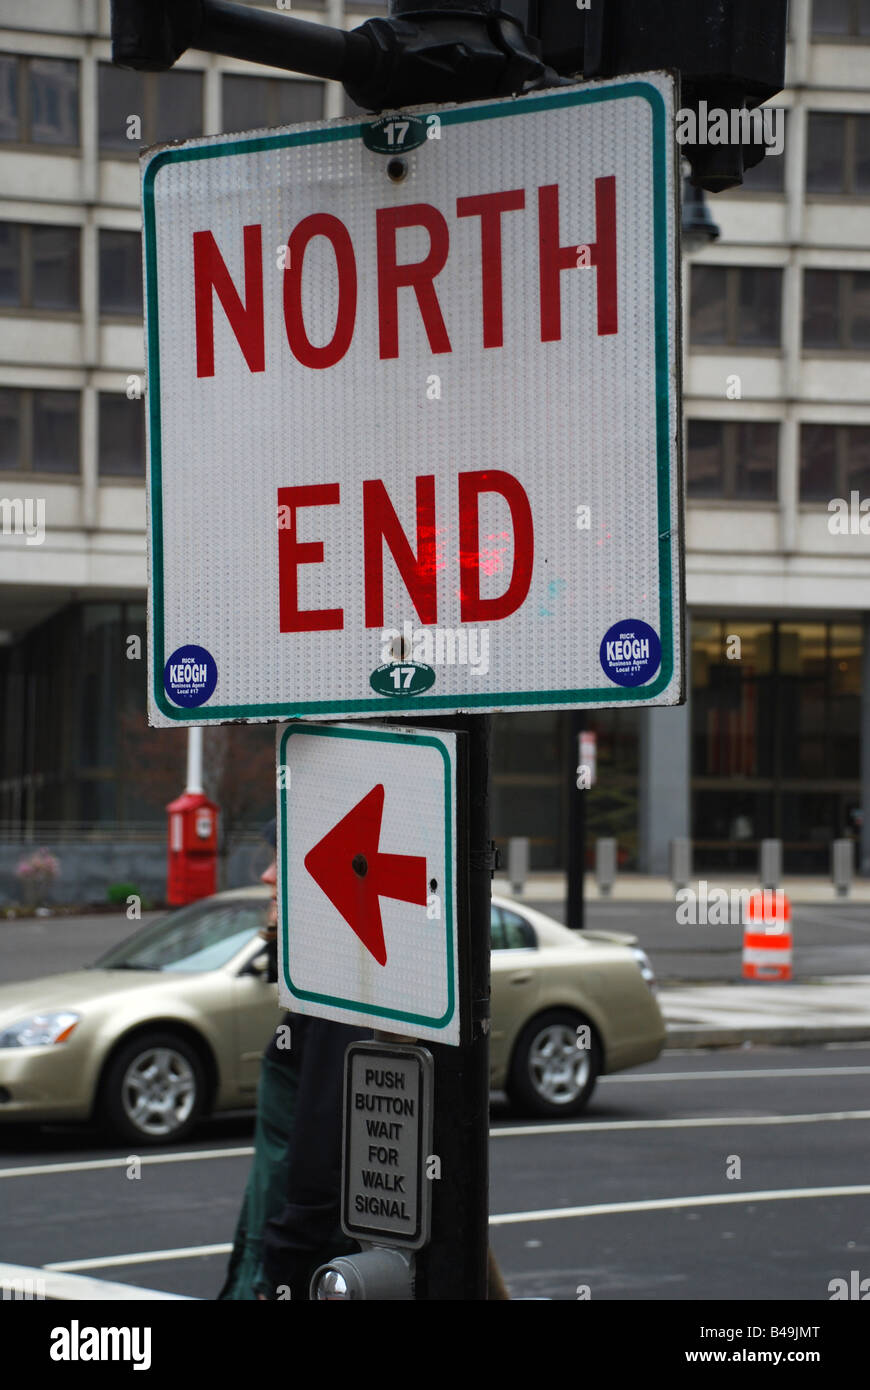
[370,661,436,696]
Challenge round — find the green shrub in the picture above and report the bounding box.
[106,882,140,905]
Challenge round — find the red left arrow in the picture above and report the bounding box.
[303,784,427,967]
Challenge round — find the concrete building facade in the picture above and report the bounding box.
[0,0,868,898]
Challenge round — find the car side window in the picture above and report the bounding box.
[500,908,537,950]
[490,905,507,951]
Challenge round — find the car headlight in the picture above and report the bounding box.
[0,1012,81,1048]
[631,948,657,993]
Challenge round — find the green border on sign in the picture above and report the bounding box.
[144,80,675,720]
[277,724,456,1029]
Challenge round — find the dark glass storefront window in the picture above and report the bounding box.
[490,709,640,870]
[692,620,862,872]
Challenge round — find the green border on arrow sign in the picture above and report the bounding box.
[277,723,456,1030]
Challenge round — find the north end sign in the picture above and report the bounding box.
[142,73,683,726]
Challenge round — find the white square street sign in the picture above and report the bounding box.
[143,73,682,726]
[276,722,460,1044]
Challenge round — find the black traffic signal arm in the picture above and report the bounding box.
[111,0,788,191]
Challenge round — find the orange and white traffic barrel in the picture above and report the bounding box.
[743,890,792,981]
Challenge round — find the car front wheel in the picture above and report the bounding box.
[507,1010,601,1119]
[99,1032,206,1145]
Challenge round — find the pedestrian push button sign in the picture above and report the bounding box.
[276,722,460,1045]
[342,1042,434,1249]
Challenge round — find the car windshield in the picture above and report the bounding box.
[91,899,267,973]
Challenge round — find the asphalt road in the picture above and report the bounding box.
[1,1044,868,1301]
[2,898,869,988]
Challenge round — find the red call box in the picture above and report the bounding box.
[166,790,219,906]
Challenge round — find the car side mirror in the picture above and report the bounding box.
[244,952,270,979]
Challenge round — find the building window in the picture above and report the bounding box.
[0,223,80,311]
[99,230,143,317]
[33,391,79,473]
[0,388,79,474]
[0,389,21,470]
[806,113,870,194]
[812,0,870,36]
[99,393,145,478]
[98,64,203,155]
[690,266,782,347]
[0,56,79,147]
[803,270,870,350]
[221,75,324,132]
[800,424,870,500]
[687,420,779,501]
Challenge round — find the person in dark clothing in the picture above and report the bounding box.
[219,816,371,1300]
[217,822,296,1300]
[254,1014,370,1300]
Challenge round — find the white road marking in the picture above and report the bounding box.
[490,1185,870,1226]
[6,1095,870,1178]
[0,1146,253,1180]
[46,1244,232,1272]
[601,1066,870,1083]
[45,1181,870,1269]
[0,1260,192,1299]
[492,1109,870,1138]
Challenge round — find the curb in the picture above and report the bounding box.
[665,1024,870,1049]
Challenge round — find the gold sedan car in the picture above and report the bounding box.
[0,889,663,1144]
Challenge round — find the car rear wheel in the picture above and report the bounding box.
[99,1032,206,1145]
[507,1010,601,1118]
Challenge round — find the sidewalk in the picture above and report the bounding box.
[659,976,870,1048]
[493,871,870,905]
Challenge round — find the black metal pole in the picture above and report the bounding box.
[566,711,585,930]
[199,0,373,82]
[111,0,375,83]
[409,712,491,1302]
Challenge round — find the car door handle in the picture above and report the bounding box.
[509,972,533,985]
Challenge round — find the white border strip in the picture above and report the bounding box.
[490,1185,870,1226]
[46,1245,231,1273]
[492,1109,870,1137]
[33,1183,870,1272]
[0,1147,253,1180]
[0,1261,194,1300]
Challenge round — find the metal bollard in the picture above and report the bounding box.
[507,836,529,896]
[832,839,854,898]
[670,837,692,890]
[595,838,617,897]
[759,838,781,891]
